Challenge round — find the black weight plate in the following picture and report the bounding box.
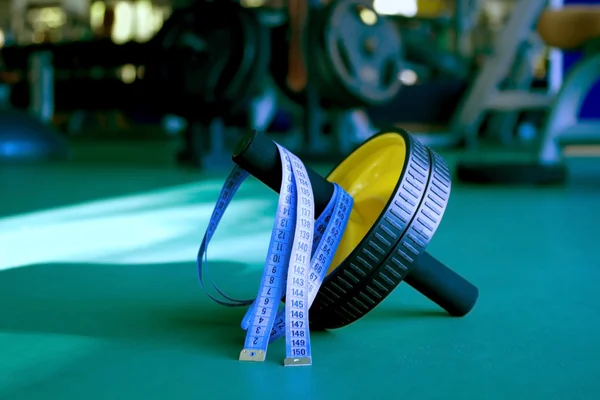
[217,7,259,106]
[456,161,568,185]
[309,129,452,329]
[316,0,403,107]
[269,23,303,104]
[144,1,257,119]
[230,8,271,111]
[310,6,361,109]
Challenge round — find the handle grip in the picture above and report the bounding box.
[407,251,478,317]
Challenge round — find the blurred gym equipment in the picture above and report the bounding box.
[0,0,405,168]
[397,15,470,80]
[363,0,485,139]
[0,50,69,163]
[2,2,270,120]
[0,108,69,162]
[1,1,274,169]
[456,1,600,185]
[450,0,554,147]
[269,0,402,159]
[272,0,403,108]
[150,1,272,169]
[400,0,548,148]
[144,1,271,120]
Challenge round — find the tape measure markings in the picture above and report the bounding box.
[282,148,315,366]
[198,142,353,366]
[268,186,352,343]
[198,129,473,362]
[239,146,297,361]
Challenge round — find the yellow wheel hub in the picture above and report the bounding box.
[326,132,406,274]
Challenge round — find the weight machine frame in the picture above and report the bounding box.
[454,0,600,184]
[465,0,600,167]
[537,45,600,165]
[416,0,565,149]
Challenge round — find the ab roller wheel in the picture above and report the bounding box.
[233,129,478,329]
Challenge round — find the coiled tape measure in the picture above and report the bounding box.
[198,129,479,367]
[198,144,352,366]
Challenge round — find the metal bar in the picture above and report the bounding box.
[556,122,600,143]
[28,51,54,124]
[487,90,553,110]
[547,0,564,94]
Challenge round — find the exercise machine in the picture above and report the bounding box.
[268,0,403,160]
[457,2,600,184]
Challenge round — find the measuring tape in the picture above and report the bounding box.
[197,143,353,366]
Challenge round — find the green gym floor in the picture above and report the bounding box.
[1,143,599,400]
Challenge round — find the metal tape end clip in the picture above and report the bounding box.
[284,357,312,367]
[239,349,266,362]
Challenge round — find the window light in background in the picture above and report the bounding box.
[134,0,155,42]
[241,0,266,8]
[112,1,134,44]
[120,64,137,83]
[90,1,106,34]
[358,7,378,25]
[374,0,417,17]
[399,69,418,85]
[92,1,167,44]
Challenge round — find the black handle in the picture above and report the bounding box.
[233,129,334,219]
[407,251,478,317]
[232,130,478,317]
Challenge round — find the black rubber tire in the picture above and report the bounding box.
[456,161,568,185]
[223,7,271,115]
[310,129,452,329]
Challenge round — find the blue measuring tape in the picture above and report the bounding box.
[197,143,353,366]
